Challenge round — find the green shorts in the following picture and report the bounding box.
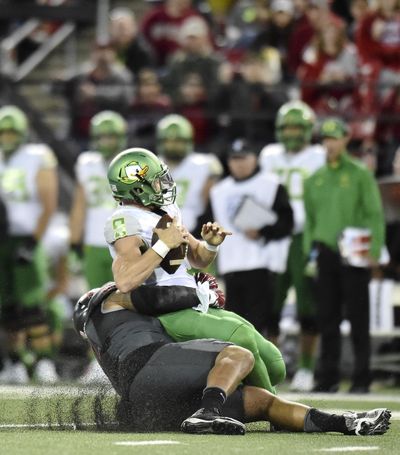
[274,233,316,318]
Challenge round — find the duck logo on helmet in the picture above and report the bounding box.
[118,161,149,183]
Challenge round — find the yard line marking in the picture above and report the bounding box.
[114,441,182,446]
[281,392,400,403]
[315,447,379,452]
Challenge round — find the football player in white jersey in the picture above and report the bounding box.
[69,111,127,289]
[105,147,287,398]
[259,100,326,392]
[0,105,58,383]
[156,114,222,233]
[69,110,127,383]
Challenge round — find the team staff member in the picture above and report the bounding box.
[303,118,385,393]
[210,139,293,332]
[73,281,391,436]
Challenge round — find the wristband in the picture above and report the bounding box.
[203,241,219,253]
[151,240,170,258]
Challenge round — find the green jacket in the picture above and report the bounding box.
[303,152,385,260]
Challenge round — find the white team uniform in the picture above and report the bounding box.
[75,151,117,247]
[259,144,325,233]
[104,203,196,288]
[210,172,290,275]
[168,153,222,232]
[0,143,57,236]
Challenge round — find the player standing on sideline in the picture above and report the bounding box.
[0,105,58,383]
[69,110,127,383]
[156,114,222,233]
[259,101,325,392]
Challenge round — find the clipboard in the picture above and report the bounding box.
[233,197,277,231]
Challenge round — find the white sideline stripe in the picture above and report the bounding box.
[114,441,182,447]
[0,411,398,429]
[0,422,100,429]
[281,392,400,403]
[0,386,399,404]
[315,447,379,452]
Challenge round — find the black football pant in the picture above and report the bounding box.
[223,268,274,333]
[314,244,371,387]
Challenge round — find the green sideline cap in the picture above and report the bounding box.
[320,118,349,139]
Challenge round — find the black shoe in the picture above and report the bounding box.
[181,407,245,435]
[312,382,339,393]
[343,408,391,435]
[348,384,370,394]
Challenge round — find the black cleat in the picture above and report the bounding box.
[181,408,245,435]
[343,408,391,435]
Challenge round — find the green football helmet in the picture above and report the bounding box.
[276,101,315,152]
[107,147,176,206]
[90,110,127,158]
[156,114,193,161]
[0,105,29,154]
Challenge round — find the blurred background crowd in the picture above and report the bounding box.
[0,0,399,392]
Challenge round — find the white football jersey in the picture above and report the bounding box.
[169,153,222,232]
[210,172,290,275]
[75,151,117,247]
[259,143,325,233]
[0,143,57,235]
[104,203,196,288]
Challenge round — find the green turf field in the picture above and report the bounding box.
[0,386,399,455]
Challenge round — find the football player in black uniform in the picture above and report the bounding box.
[73,282,391,436]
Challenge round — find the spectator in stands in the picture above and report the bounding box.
[129,68,172,151]
[64,42,133,147]
[156,113,223,233]
[298,19,358,115]
[356,0,400,95]
[174,71,215,150]
[223,0,271,50]
[251,0,296,82]
[348,0,370,41]
[140,0,207,66]
[109,7,155,78]
[0,105,59,384]
[213,51,288,149]
[163,16,222,103]
[288,0,344,76]
[210,138,293,332]
[303,117,385,393]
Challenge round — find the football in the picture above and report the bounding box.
[151,214,188,274]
